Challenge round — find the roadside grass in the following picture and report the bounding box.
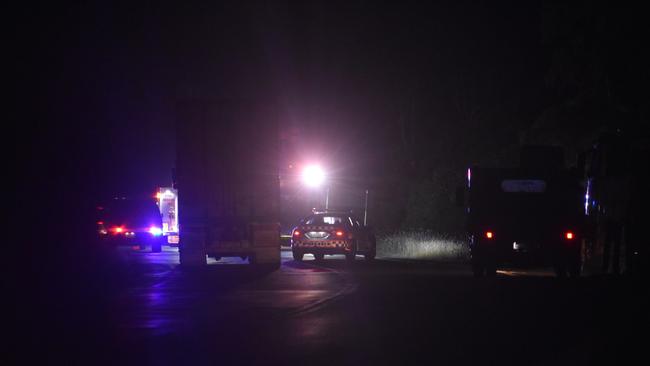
[377,230,469,262]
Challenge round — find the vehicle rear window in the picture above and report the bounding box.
[304,215,352,226]
[501,179,547,193]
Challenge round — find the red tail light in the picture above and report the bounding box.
[565,231,574,240]
[292,230,301,238]
[485,231,494,239]
[112,226,125,234]
[335,230,345,237]
[97,221,104,225]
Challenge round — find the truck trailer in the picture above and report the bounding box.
[175,99,281,267]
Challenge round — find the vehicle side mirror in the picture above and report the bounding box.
[455,186,465,207]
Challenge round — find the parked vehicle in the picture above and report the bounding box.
[459,146,583,277]
[291,210,376,262]
[175,99,281,267]
[97,198,165,252]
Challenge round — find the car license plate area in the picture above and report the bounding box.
[302,241,338,248]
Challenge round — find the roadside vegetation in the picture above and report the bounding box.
[377,230,469,262]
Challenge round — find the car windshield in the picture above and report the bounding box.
[102,199,162,228]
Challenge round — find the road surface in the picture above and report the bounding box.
[31,246,646,365]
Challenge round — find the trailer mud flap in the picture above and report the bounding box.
[179,229,207,266]
[250,223,280,264]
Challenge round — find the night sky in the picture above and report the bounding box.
[18,0,648,228]
[32,1,550,197]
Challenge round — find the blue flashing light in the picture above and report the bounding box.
[149,227,163,236]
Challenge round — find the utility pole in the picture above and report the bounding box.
[363,189,369,226]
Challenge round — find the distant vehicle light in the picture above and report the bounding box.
[302,164,325,187]
[149,227,163,236]
[485,231,493,239]
[565,231,574,240]
[97,221,103,225]
[335,230,344,237]
[292,230,301,237]
[114,227,124,234]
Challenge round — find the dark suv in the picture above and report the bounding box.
[291,210,376,262]
[97,198,165,252]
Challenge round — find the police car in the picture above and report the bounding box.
[291,210,376,262]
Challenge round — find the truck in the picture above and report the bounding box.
[459,146,584,277]
[156,187,179,245]
[175,99,281,268]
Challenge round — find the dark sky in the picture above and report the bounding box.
[34,0,548,199]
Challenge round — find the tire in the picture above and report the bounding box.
[553,258,567,278]
[292,250,304,261]
[567,256,581,278]
[346,241,357,262]
[484,262,497,277]
[314,253,324,261]
[471,261,485,277]
[151,241,162,253]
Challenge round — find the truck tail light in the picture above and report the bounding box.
[485,231,494,239]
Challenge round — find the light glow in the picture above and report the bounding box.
[565,232,574,240]
[486,231,493,239]
[149,227,163,236]
[301,164,325,188]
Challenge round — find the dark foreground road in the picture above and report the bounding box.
[26,246,647,366]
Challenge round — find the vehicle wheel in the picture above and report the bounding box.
[567,252,582,278]
[292,251,304,261]
[471,261,485,277]
[484,262,497,277]
[314,253,324,261]
[553,260,567,278]
[346,241,357,262]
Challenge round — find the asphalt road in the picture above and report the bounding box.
[31,246,647,366]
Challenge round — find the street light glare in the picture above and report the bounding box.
[302,164,325,187]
